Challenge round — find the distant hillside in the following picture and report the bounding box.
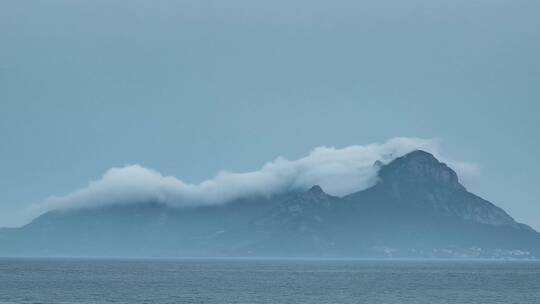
[1,150,539,258]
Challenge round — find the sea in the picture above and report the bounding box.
[0,258,539,304]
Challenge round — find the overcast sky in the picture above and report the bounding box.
[1,0,539,230]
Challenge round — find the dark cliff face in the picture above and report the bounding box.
[353,150,516,227]
[379,150,463,191]
[1,150,539,258]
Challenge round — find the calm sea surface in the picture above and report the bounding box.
[0,258,539,304]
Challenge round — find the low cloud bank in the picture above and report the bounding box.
[30,137,479,216]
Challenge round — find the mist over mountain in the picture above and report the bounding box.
[28,137,479,217]
[1,150,538,258]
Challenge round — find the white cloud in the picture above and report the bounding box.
[28,137,479,216]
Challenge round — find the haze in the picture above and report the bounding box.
[0,0,539,230]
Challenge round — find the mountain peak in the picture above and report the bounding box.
[404,149,439,161]
[378,150,462,189]
[362,150,516,228]
[307,185,324,194]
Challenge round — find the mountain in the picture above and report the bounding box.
[1,150,539,258]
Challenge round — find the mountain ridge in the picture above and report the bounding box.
[1,150,539,258]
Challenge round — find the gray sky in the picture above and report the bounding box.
[1,0,539,230]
